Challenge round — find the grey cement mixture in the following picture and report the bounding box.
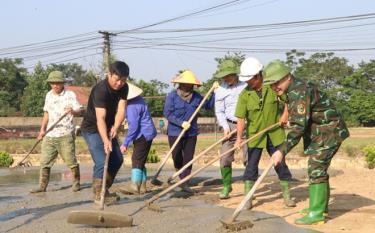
[0,165,319,233]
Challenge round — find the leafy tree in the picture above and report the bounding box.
[49,63,97,87]
[0,58,27,116]
[200,52,246,94]
[133,79,168,117]
[293,52,354,89]
[196,52,246,117]
[285,49,305,72]
[20,63,51,116]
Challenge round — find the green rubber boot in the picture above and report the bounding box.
[299,180,330,216]
[295,182,328,225]
[219,167,232,199]
[280,180,296,207]
[244,180,255,209]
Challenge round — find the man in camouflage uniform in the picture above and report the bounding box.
[263,60,350,225]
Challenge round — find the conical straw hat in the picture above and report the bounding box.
[127,82,143,100]
[171,70,202,86]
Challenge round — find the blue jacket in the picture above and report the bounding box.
[163,90,215,137]
[123,96,157,147]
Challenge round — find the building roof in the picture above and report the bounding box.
[65,86,91,106]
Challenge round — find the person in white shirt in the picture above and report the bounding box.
[30,71,82,193]
[214,59,248,199]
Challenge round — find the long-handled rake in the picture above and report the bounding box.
[67,138,133,227]
[12,111,69,168]
[166,129,237,184]
[151,83,218,186]
[145,123,280,212]
[220,160,274,231]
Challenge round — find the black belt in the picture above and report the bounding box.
[226,119,237,124]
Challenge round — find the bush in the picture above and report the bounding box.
[362,145,375,169]
[146,148,160,163]
[343,145,361,158]
[0,151,14,167]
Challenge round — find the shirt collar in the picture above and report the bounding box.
[52,89,65,96]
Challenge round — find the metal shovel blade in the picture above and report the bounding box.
[220,218,253,231]
[67,210,133,228]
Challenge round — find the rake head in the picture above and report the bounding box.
[220,219,253,231]
[150,178,163,186]
[145,202,163,213]
[12,160,32,169]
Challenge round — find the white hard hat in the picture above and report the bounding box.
[239,57,263,82]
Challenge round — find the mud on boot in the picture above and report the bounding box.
[280,180,296,207]
[140,168,148,194]
[30,167,50,193]
[93,178,119,206]
[71,165,80,192]
[120,168,143,195]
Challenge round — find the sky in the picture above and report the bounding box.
[1,0,375,85]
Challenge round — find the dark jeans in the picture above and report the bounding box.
[81,130,123,179]
[243,136,292,181]
[168,135,197,179]
[132,135,153,169]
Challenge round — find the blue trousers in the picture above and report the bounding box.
[82,130,123,179]
[243,135,292,181]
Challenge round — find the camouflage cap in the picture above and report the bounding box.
[214,59,240,78]
[263,60,291,84]
[46,71,65,83]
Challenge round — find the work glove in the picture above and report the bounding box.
[181,121,191,130]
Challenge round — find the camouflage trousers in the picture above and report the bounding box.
[307,143,341,184]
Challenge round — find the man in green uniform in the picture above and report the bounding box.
[264,60,350,225]
[235,57,295,209]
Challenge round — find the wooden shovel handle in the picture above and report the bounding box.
[152,84,217,181]
[15,111,70,168]
[146,123,280,205]
[169,129,237,181]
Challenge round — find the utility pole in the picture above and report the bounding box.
[98,31,116,75]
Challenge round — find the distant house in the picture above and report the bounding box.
[65,86,91,107]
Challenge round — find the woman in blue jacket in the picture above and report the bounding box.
[163,70,215,193]
[120,83,157,195]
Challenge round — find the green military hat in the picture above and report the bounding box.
[263,60,291,84]
[214,59,240,78]
[46,71,65,83]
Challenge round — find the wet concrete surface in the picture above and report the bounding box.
[0,165,321,233]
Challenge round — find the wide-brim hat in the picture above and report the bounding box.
[46,71,66,83]
[214,59,240,78]
[263,60,291,84]
[127,82,143,100]
[171,70,202,86]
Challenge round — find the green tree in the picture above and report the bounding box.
[285,49,305,72]
[0,58,27,116]
[133,79,168,117]
[49,63,97,87]
[20,63,51,116]
[293,52,354,89]
[197,52,245,117]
